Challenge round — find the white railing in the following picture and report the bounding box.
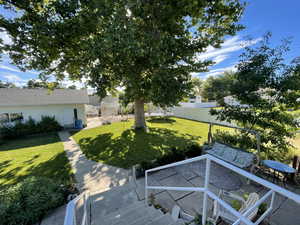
[145,154,300,225]
[63,192,89,225]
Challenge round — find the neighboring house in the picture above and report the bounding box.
[100,95,119,117]
[86,95,101,117]
[0,88,89,128]
[88,95,101,106]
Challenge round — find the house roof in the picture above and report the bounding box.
[0,88,89,107]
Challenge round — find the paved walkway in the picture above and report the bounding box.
[58,131,130,193]
[40,131,131,225]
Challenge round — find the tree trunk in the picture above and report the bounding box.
[134,98,146,129]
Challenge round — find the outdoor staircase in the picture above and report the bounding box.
[89,183,185,225]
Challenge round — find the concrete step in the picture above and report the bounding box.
[145,214,175,225]
[93,203,165,225]
[98,201,144,222]
[129,207,164,225]
[112,207,157,225]
[95,202,147,225]
[90,184,138,224]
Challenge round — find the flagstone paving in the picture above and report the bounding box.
[134,162,300,225]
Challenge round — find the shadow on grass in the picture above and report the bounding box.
[147,116,176,124]
[78,127,201,169]
[0,134,59,151]
[0,151,74,190]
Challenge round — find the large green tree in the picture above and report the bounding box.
[201,70,235,103]
[0,0,245,128]
[211,34,300,160]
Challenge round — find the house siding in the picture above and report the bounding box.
[0,104,86,128]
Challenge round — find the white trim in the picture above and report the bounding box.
[145,154,300,225]
[63,192,89,225]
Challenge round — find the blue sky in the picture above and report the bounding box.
[0,0,300,86]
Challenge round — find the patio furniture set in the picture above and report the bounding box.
[206,142,296,187]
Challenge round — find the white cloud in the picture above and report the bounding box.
[4,74,22,82]
[0,65,21,73]
[2,73,27,86]
[212,55,228,64]
[202,65,237,78]
[0,31,12,45]
[197,36,262,62]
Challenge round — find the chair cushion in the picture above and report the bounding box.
[208,142,255,168]
[234,151,254,168]
[208,142,226,156]
[222,148,237,162]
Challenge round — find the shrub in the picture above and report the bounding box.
[0,177,68,225]
[136,144,202,178]
[0,116,62,140]
[36,116,62,133]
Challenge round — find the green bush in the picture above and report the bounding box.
[0,116,62,140]
[36,116,62,133]
[0,177,68,225]
[136,144,202,178]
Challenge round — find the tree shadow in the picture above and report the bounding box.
[0,152,74,190]
[147,116,176,124]
[78,127,201,169]
[0,134,59,151]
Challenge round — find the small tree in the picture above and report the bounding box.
[0,0,245,129]
[211,34,300,160]
[25,79,61,89]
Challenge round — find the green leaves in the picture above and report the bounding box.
[212,34,300,161]
[1,0,245,126]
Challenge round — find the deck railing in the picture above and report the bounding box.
[145,154,300,225]
[63,191,89,225]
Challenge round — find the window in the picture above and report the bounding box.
[0,113,9,123]
[10,113,23,122]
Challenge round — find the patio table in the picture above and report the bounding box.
[262,160,296,186]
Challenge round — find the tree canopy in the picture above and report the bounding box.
[0,0,245,128]
[211,34,300,160]
[0,80,16,88]
[201,70,235,103]
[24,79,61,89]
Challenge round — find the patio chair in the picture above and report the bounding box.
[212,192,260,225]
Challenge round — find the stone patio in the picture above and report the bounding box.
[134,161,300,225]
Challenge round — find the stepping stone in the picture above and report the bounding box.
[151,168,177,181]
[176,192,213,216]
[270,198,300,225]
[158,174,194,200]
[152,191,178,213]
[135,176,165,200]
[174,164,198,180]
[188,176,219,195]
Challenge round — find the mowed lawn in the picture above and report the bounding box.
[72,117,226,168]
[0,134,73,188]
[292,133,300,156]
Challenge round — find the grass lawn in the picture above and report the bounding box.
[72,117,227,169]
[0,133,73,188]
[292,133,300,156]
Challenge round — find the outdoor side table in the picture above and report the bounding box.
[262,160,296,186]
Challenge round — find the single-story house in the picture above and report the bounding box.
[0,88,89,128]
